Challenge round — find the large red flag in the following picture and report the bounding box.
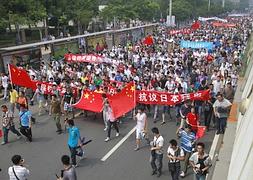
[108,82,136,119]
[72,90,103,113]
[196,126,206,139]
[8,64,37,90]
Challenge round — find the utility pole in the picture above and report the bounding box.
[169,0,172,17]
[167,0,173,26]
[222,0,225,8]
[208,0,211,11]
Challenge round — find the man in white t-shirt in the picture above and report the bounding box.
[150,127,164,177]
[8,155,30,180]
[167,139,185,180]
[213,93,232,134]
[213,76,223,95]
[1,73,9,100]
[134,107,150,151]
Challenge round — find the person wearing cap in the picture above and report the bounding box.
[176,124,196,178]
[8,155,30,180]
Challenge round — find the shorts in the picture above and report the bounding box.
[64,102,73,112]
[163,105,170,114]
[136,128,145,139]
[38,100,44,108]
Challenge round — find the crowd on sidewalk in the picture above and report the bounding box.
[1,14,252,180]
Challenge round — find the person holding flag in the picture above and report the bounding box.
[104,103,120,142]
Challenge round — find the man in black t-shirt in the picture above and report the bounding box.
[179,100,192,128]
[61,87,73,119]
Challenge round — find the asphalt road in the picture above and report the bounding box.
[0,101,215,180]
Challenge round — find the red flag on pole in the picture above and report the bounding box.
[8,64,37,90]
[108,82,136,119]
[191,21,201,30]
[72,90,103,113]
[143,35,154,46]
[196,126,206,139]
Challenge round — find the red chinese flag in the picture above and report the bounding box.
[108,82,136,119]
[206,54,214,62]
[143,35,154,46]
[8,64,37,90]
[72,90,103,113]
[196,126,206,139]
[191,21,201,30]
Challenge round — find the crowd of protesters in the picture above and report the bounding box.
[0,15,252,180]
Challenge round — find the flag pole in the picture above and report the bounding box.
[8,64,14,89]
[133,81,136,119]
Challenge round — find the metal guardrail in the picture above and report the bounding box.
[0,23,158,52]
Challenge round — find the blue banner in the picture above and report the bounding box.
[180,40,213,49]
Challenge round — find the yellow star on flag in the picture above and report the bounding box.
[84,93,90,99]
[130,86,135,91]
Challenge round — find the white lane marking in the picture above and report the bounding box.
[209,134,219,160]
[101,126,136,161]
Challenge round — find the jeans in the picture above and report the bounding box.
[107,121,119,138]
[181,150,191,173]
[2,126,21,143]
[69,146,77,165]
[216,117,227,134]
[103,110,108,129]
[204,110,213,130]
[150,153,163,173]
[195,173,206,180]
[53,113,62,131]
[20,126,32,142]
[169,162,181,180]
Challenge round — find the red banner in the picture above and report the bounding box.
[64,54,111,64]
[35,81,78,97]
[136,90,210,105]
[212,22,236,28]
[169,28,192,35]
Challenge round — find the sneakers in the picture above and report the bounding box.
[17,136,22,140]
[1,142,7,145]
[104,127,107,131]
[180,171,185,177]
[134,147,139,151]
[161,121,166,125]
[104,137,110,142]
[151,171,157,175]
[116,133,120,137]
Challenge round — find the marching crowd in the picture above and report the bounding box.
[1,15,252,180]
